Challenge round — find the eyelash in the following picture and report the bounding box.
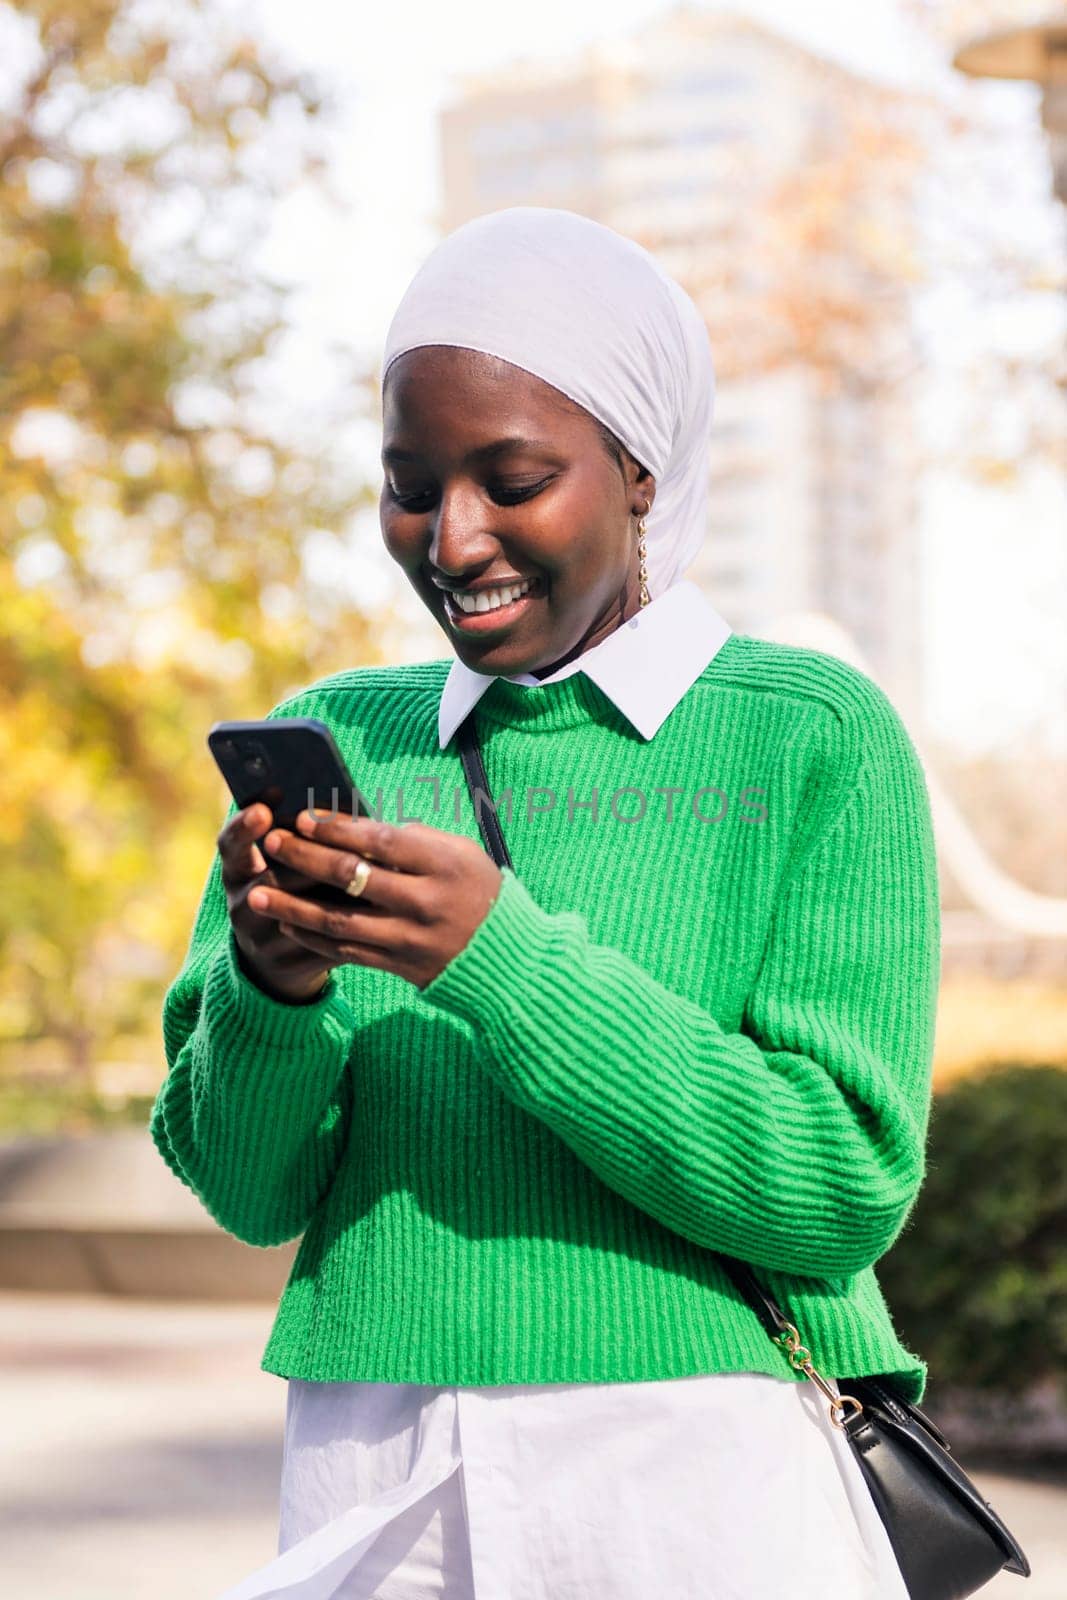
[389,478,553,511]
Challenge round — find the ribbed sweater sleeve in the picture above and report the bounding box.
[420,688,941,1279]
[150,799,358,1248]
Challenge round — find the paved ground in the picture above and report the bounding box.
[2,1292,283,1598]
[2,1290,1063,1599]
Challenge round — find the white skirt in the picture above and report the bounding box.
[219,1372,910,1600]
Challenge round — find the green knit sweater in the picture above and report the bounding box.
[151,633,941,1402]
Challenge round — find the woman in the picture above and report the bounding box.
[152,206,941,1599]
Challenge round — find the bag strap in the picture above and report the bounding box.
[455,707,868,1429]
[457,709,514,871]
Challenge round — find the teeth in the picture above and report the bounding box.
[453,579,534,615]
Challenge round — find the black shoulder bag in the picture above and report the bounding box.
[456,708,1030,1600]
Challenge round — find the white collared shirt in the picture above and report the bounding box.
[216,581,909,1600]
[438,577,733,748]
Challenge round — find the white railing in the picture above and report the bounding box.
[759,610,1067,939]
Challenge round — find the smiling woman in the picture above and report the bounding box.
[150,206,941,1600]
[380,348,655,677]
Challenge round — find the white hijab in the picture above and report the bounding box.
[381,206,715,600]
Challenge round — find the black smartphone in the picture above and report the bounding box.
[208,718,375,902]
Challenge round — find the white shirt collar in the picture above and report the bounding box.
[437,578,733,748]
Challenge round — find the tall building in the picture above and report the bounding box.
[439,10,928,721]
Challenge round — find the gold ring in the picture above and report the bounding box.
[344,858,372,899]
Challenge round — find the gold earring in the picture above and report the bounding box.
[636,497,651,609]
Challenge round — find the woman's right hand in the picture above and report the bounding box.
[219,803,331,1003]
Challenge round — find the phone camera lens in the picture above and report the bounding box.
[241,741,270,779]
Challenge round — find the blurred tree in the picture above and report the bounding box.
[641,55,1064,468]
[643,92,926,396]
[910,0,1065,484]
[0,0,382,1076]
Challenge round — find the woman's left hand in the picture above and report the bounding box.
[248,810,503,989]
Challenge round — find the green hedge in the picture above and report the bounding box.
[879,1062,1067,1396]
